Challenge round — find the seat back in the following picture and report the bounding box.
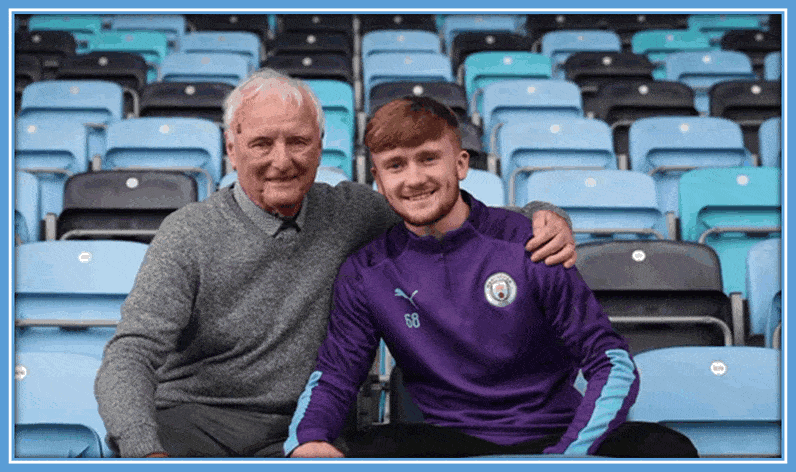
[15,116,91,218]
[461,169,505,207]
[103,117,223,200]
[631,29,715,79]
[15,171,42,243]
[321,126,353,179]
[14,350,112,457]
[368,81,468,119]
[361,30,441,58]
[159,52,249,87]
[758,117,781,167]
[108,14,186,52]
[450,32,533,75]
[181,31,262,72]
[525,170,663,243]
[687,14,765,42]
[441,14,525,53]
[664,50,756,114]
[679,167,781,297]
[764,52,781,80]
[139,82,234,124]
[362,52,453,111]
[708,80,781,157]
[629,116,749,216]
[541,30,621,79]
[86,31,170,82]
[28,14,104,52]
[15,30,76,78]
[306,79,355,144]
[497,117,615,206]
[628,346,780,457]
[745,238,781,346]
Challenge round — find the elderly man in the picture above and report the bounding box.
[95,69,576,458]
[285,97,698,458]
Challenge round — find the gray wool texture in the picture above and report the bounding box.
[94,181,569,458]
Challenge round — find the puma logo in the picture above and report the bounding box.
[394,288,419,309]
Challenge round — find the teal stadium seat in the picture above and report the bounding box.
[679,167,781,297]
[86,31,170,83]
[28,14,104,53]
[628,346,780,458]
[108,14,186,52]
[631,29,715,79]
[687,14,765,43]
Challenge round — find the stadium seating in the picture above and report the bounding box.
[764,52,781,81]
[687,14,765,42]
[450,32,533,77]
[358,14,436,35]
[321,125,354,179]
[664,50,756,114]
[679,167,781,297]
[631,29,715,79]
[461,169,505,207]
[441,14,526,53]
[15,240,147,364]
[306,79,356,146]
[268,32,352,60]
[709,80,781,159]
[609,14,690,50]
[139,82,234,124]
[14,55,41,113]
[480,79,583,157]
[367,81,468,120]
[15,30,76,79]
[263,53,353,84]
[108,14,186,51]
[628,346,780,457]
[462,51,552,120]
[185,13,269,42]
[495,117,615,207]
[159,52,250,87]
[563,52,655,114]
[628,116,750,220]
[277,14,353,38]
[56,170,198,243]
[524,170,665,243]
[541,30,621,79]
[102,117,223,200]
[758,117,781,167]
[28,14,104,53]
[85,31,170,83]
[15,351,109,457]
[15,116,90,219]
[591,81,698,166]
[577,240,735,352]
[362,30,441,59]
[54,52,148,118]
[720,30,781,79]
[363,52,453,111]
[181,31,262,72]
[15,171,41,244]
[745,238,781,348]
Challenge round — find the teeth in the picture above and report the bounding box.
[407,191,433,201]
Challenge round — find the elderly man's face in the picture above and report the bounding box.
[227,89,322,217]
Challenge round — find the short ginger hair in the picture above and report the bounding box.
[364,96,462,154]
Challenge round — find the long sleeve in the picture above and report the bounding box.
[94,211,200,458]
[284,259,381,456]
[534,264,639,456]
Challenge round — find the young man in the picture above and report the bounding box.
[285,97,698,458]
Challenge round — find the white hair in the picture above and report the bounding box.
[223,68,325,142]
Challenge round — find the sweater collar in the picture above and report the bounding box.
[232,182,308,237]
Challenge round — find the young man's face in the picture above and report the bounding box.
[226,89,322,217]
[371,130,469,233]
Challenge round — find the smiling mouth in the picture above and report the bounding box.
[405,190,436,201]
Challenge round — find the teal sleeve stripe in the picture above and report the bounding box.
[564,349,636,455]
[283,370,322,457]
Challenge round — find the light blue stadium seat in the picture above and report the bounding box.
[480,79,583,155]
[441,14,526,53]
[461,169,505,207]
[321,125,353,179]
[758,117,781,168]
[496,117,616,207]
[15,240,147,361]
[220,166,350,189]
[629,116,750,219]
[108,14,186,52]
[664,50,756,114]
[688,14,765,43]
[764,51,781,81]
[181,31,262,72]
[28,14,104,53]
[525,170,664,244]
[14,350,110,457]
[679,167,781,297]
[541,30,621,79]
[15,171,41,244]
[305,79,356,149]
[628,346,780,458]
[19,80,124,169]
[15,116,91,219]
[746,238,781,348]
[362,52,454,111]
[102,117,223,200]
[631,29,716,79]
[463,52,552,120]
[159,52,250,87]
[86,31,170,83]
[361,30,442,58]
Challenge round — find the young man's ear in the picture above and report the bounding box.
[457,150,470,181]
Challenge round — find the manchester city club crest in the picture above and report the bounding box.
[484,272,517,307]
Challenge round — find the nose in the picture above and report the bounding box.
[269,139,293,171]
[404,162,428,188]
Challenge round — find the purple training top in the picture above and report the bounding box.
[285,192,639,456]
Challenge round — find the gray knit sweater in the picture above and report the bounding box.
[94,182,570,458]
